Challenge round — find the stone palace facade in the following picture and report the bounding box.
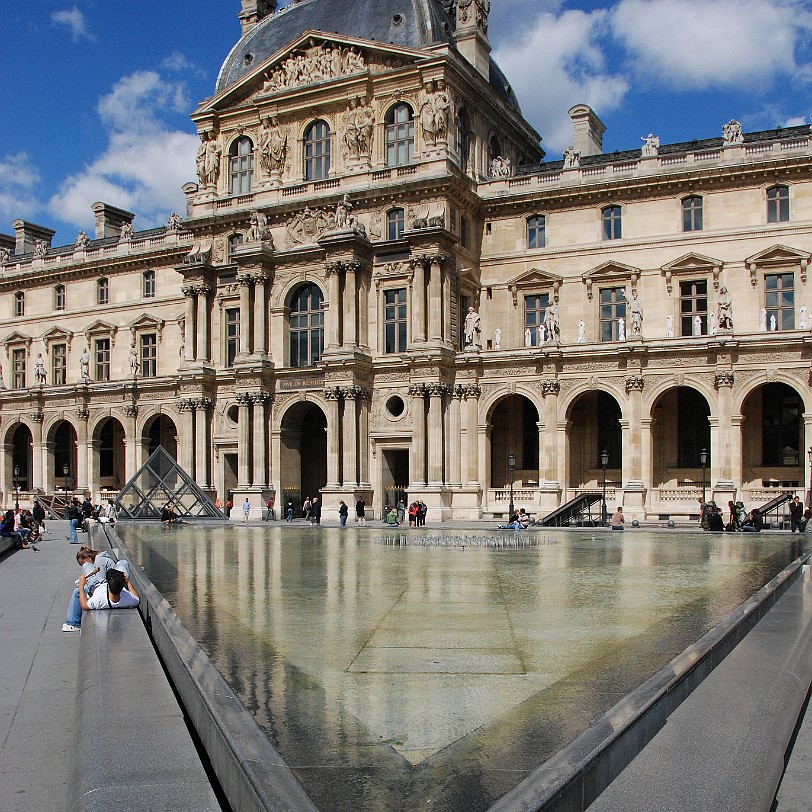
[2,0,811,521]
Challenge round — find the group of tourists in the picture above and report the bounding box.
[1,501,47,549]
[65,497,117,543]
[698,495,810,533]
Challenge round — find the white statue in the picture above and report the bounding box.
[563,147,580,169]
[629,290,643,335]
[494,328,501,349]
[75,230,90,249]
[665,314,674,338]
[769,314,777,331]
[717,286,733,330]
[801,305,807,330]
[34,354,46,385]
[544,300,560,343]
[759,308,767,332]
[463,306,481,349]
[196,132,221,187]
[578,320,586,343]
[641,133,659,157]
[0,364,5,389]
[617,317,626,341]
[693,315,702,336]
[129,343,139,377]
[119,222,134,241]
[524,328,532,347]
[537,324,545,345]
[490,156,512,178]
[723,119,744,145]
[709,311,717,335]
[80,347,90,382]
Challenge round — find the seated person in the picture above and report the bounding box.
[799,509,812,532]
[708,506,725,531]
[517,508,530,529]
[386,507,399,526]
[611,506,625,530]
[499,511,523,530]
[160,504,178,523]
[63,555,133,631]
[741,508,763,532]
[80,566,139,611]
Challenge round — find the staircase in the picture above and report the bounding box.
[539,492,605,527]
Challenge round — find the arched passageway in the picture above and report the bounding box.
[95,417,126,491]
[280,403,327,515]
[490,394,540,489]
[10,424,33,493]
[567,391,622,496]
[145,414,178,461]
[49,421,78,494]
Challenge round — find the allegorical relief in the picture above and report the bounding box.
[257,116,288,177]
[342,97,375,164]
[261,41,367,94]
[285,207,336,247]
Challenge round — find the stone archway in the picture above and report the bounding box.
[489,394,540,492]
[145,414,178,461]
[94,417,126,493]
[567,391,622,496]
[49,420,78,495]
[279,402,327,516]
[10,423,33,493]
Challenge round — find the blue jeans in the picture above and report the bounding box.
[66,588,83,627]
[340,515,347,526]
[69,518,80,543]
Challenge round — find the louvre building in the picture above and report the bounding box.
[2,0,811,522]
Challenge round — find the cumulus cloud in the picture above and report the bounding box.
[48,71,198,230]
[493,7,629,153]
[51,6,93,41]
[0,152,42,221]
[611,0,812,89]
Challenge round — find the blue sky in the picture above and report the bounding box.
[2,0,811,247]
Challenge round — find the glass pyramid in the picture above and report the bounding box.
[115,445,224,520]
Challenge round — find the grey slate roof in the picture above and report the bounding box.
[216,0,521,111]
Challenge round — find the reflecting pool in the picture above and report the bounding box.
[118,524,807,812]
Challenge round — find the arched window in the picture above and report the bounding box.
[602,205,622,240]
[229,136,254,195]
[767,184,790,223]
[456,110,470,172]
[143,269,156,298]
[489,135,502,163]
[14,291,24,316]
[387,208,405,241]
[527,215,546,249]
[304,121,331,181]
[54,284,66,311]
[97,277,109,305]
[289,283,324,368]
[682,195,703,231]
[385,104,414,167]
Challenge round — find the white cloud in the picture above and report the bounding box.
[161,52,208,79]
[611,0,812,89]
[493,8,629,153]
[0,152,42,221]
[51,6,93,42]
[48,71,198,230]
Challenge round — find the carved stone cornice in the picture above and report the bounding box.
[625,375,644,393]
[715,371,735,388]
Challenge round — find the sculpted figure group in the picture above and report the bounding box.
[196,132,221,187]
[262,43,366,94]
[257,116,287,175]
[420,80,451,146]
[342,98,375,161]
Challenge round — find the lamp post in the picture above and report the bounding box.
[807,447,812,508]
[508,451,516,520]
[600,449,609,526]
[63,463,70,518]
[700,447,708,502]
[13,464,20,512]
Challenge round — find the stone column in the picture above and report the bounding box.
[195,398,211,488]
[623,376,644,489]
[478,425,490,510]
[344,262,358,347]
[124,404,138,483]
[254,275,268,355]
[358,272,369,348]
[182,286,197,362]
[31,413,44,492]
[411,258,426,343]
[324,388,341,488]
[428,255,444,343]
[76,407,89,494]
[342,387,359,487]
[358,391,371,487]
[196,285,211,362]
[410,384,426,487]
[326,263,342,349]
[715,372,735,487]
[427,384,445,485]
[449,387,462,486]
[179,400,194,475]
[464,386,480,485]
[252,393,269,487]
[442,265,452,344]
[641,417,654,508]
[557,421,569,501]
[542,381,560,487]
[238,275,252,355]
[237,393,251,487]
[804,414,812,506]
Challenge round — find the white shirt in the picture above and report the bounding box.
[86,587,139,610]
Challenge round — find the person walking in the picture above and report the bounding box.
[310,497,321,525]
[303,497,312,521]
[355,498,366,525]
[66,498,82,544]
[339,500,348,527]
[265,496,276,521]
[242,497,250,522]
[286,501,294,522]
[396,500,405,525]
[789,495,803,532]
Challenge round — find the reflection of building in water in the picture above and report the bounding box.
[122,525,795,809]
[2,0,812,522]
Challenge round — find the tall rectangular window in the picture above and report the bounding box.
[527,215,546,249]
[682,196,703,231]
[225,308,239,368]
[304,121,331,181]
[97,278,109,305]
[230,137,254,195]
[14,291,24,316]
[680,279,707,336]
[602,206,622,240]
[524,293,550,346]
[140,333,157,377]
[143,270,156,298]
[12,349,25,389]
[52,343,67,385]
[54,284,66,311]
[387,208,405,240]
[384,288,407,353]
[385,104,414,167]
[767,185,790,223]
[94,338,110,381]
[765,272,794,330]
[600,287,626,341]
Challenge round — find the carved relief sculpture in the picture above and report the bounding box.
[257,116,287,177]
[285,207,335,247]
[420,80,450,147]
[463,306,481,349]
[196,131,222,187]
[261,41,366,94]
[245,210,273,243]
[34,240,49,258]
[563,147,580,169]
[75,230,90,249]
[457,0,491,33]
[119,221,134,241]
[490,155,512,178]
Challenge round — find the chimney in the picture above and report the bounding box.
[568,104,606,157]
[238,0,277,36]
[0,233,14,256]
[453,4,491,80]
[91,202,136,240]
[12,220,55,255]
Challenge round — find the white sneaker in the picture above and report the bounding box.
[61,623,80,632]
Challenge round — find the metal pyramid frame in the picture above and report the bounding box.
[115,445,224,520]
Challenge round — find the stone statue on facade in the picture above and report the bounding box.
[196,132,221,187]
[578,320,586,343]
[463,306,481,349]
[709,311,717,335]
[420,80,451,147]
[537,324,545,345]
[641,133,659,157]
[723,119,744,145]
[342,98,362,162]
[717,286,733,329]
[769,314,777,331]
[286,207,335,247]
[34,240,48,258]
[524,328,532,347]
[129,343,140,377]
[245,210,273,243]
[80,347,90,382]
[665,314,674,338]
[34,353,46,385]
[629,290,643,335]
[0,364,5,389]
[490,155,512,178]
[0,246,11,265]
[693,315,702,336]
[563,147,580,169]
[332,195,366,235]
[494,328,501,349]
[261,42,366,94]
[617,317,626,341]
[456,0,491,33]
[258,116,287,175]
[544,300,560,343]
[75,230,90,249]
[801,305,808,330]
[167,212,183,232]
[119,221,134,242]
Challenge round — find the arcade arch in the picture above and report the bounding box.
[145,414,178,460]
[9,423,33,492]
[567,391,622,493]
[279,401,327,515]
[93,417,125,491]
[489,394,540,490]
[48,420,78,494]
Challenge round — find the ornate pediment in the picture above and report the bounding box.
[2,331,32,356]
[745,244,811,285]
[127,314,165,342]
[507,268,563,307]
[83,319,118,347]
[41,326,74,352]
[582,261,639,300]
[660,252,723,293]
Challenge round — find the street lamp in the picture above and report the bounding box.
[63,463,70,518]
[13,464,20,512]
[600,449,609,526]
[807,447,812,508]
[700,447,708,502]
[508,451,516,520]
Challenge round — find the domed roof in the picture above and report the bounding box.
[216,0,521,111]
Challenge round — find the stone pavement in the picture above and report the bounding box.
[0,520,83,812]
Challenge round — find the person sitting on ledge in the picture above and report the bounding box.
[385,506,399,526]
[611,506,625,530]
[799,508,811,532]
[741,507,763,532]
[80,566,139,612]
[499,511,523,530]
[160,504,178,523]
[707,504,725,531]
